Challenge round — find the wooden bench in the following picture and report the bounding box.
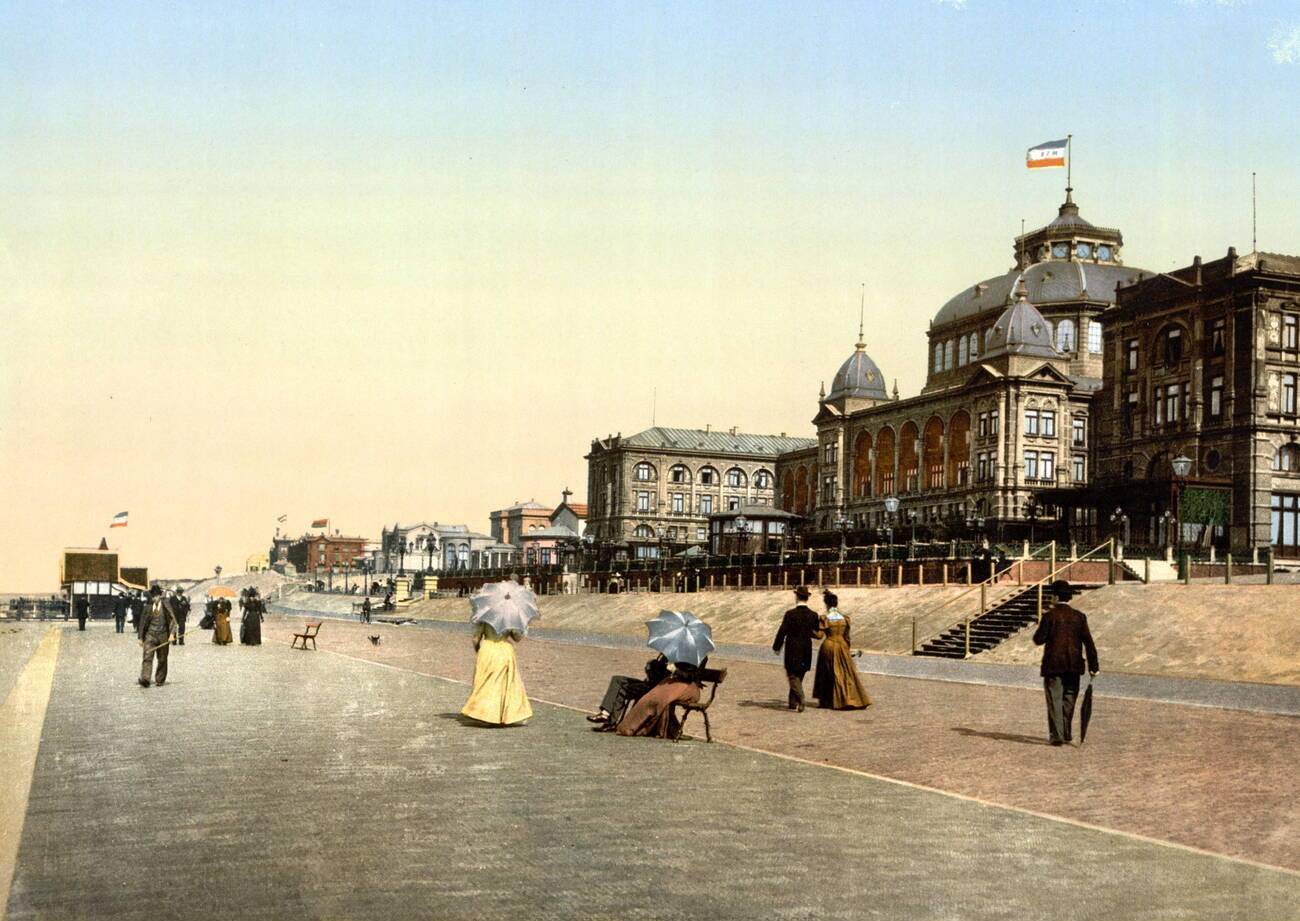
[290,621,321,650]
[671,667,727,743]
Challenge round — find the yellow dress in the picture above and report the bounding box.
[461,624,533,725]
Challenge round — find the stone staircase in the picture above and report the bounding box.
[913,585,1096,659]
[1119,558,1180,583]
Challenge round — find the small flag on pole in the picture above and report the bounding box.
[110,511,129,529]
[311,518,329,529]
[1027,138,1068,169]
[277,514,288,523]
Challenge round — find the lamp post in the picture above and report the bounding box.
[655,526,666,589]
[834,511,850,562]
[906,510,918,546]
[1109,506,1129,553]
[1160,509,1175,555]
[1024,497,1040,544]
[883,496,900,553]
[1171,454,1193,563]
[397,535,407,576]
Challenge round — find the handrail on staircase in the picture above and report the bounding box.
[909,542,1059,654]
[911,538,1118,658]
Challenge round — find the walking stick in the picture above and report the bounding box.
[141,633,177,654]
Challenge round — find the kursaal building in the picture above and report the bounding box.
[778,189,1300,558]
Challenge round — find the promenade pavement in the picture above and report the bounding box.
[0,619,1296,921]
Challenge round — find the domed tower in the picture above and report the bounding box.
[981,279,1067,376]
[924,191,1150,393]
[821,319,890,413]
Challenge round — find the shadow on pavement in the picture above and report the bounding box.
[739,699,796,711]
[950,727,1053,746]
[435,711,523,729]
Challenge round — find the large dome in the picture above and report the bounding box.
[827,341,888,401]
[933,193,1151,328]
[934,260,1147,328]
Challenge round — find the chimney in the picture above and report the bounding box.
[1193,255,1202,286]
[705,424,711,432]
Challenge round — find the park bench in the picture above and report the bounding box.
[290,621,321,650]
[671,667,727,743]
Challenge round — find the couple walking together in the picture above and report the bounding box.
[773,586,870,712]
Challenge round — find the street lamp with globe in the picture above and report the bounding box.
[834,511,850,562]
[1171,454,1193,563]
[883,496,900,552]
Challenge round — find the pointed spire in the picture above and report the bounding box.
[856,283,866,351]
[819,380,826,400]
[892,379,899,400]
[98,537,109,550]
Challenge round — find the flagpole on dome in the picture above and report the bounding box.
[1066,133,1073,202]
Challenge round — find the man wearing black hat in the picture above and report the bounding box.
[138,585,178,688]
[1032,580,1099,745]
[773,586,823,712]
[171,586,191,645]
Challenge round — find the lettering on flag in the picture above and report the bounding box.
[1027,138,1068,169]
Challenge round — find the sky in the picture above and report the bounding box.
[2,0,1298,589]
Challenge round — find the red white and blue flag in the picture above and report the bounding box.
[110,511,129,529]
[1027,139,1068,169]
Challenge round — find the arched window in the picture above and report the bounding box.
[1273,444,1300,472]
[725,467,746,488]
[943,340,954,370]
[780,471,794,510]
[755,469,773,489]
[634,462,656,481]
[698,466,718,486]
[968,332,979,362]
[669,464,691,484]
[933,342,943,372]
[1087,319,1102,353]
[633,524,654,539]
[958,336,968,366]
[456,544,469,566]
[1057,318,1076,352]
[853,430,873,497]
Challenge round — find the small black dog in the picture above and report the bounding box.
[368,635,381,646]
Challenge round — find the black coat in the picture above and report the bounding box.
[1032,603,1100,677]
[773,605,822,676]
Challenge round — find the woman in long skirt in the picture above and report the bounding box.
[240,597,263,645]
[212,598,234,645]
[615,661,707,738]
[812,591,870,710]
[461,622,532,725]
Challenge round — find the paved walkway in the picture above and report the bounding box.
[1,621,1297,920]
[275,604,1300,716]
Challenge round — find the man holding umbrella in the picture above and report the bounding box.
[1032,579,1099,746]
[772,586,822,712]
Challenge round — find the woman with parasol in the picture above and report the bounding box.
[460,580,535,726]
[615,611,713,739]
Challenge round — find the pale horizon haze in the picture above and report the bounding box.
[3,1,1299,589]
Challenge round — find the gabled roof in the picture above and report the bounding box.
[620,426,816,455]
[520,524,580,541]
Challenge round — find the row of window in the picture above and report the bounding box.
[632,524,708,542]
[636,492,765,515]
[633,462,773,489]
[933,319,1102,373]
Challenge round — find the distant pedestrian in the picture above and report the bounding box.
[114,596,127,634]
[240,589,263,645]
[76,597,87,631]
[172,587,190,645]
[772,586,822,712]
[1032,580,1099,746]
[212,597,234,645]
[138,585,178,688]
[361,597,372,623]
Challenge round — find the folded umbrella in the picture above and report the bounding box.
[469,580,540,637]
[645,610,715,667]
[1079,674,1095,743]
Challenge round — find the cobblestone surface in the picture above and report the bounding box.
[3,621,1297,920]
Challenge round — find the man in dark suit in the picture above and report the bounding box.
[138,585,179,688]
[1032,579,1099,746]
[773,586,822,712]
[172,587,190,645]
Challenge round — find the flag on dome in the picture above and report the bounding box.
[1026,139,1068,169]
[110,511,129,528]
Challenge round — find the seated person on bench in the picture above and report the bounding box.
[586,654,671,731]
[615,657,710,739]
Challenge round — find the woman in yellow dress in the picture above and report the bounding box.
[461,622,532,726]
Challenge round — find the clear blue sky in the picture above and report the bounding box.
[1,1,1297,585]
